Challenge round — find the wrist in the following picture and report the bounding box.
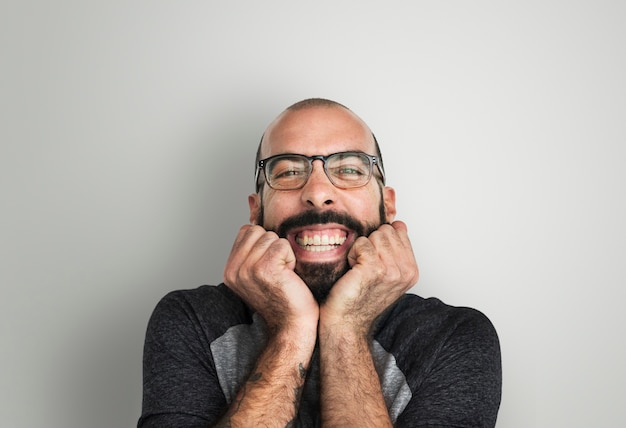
[318,306,373,339]
[319,312,371,342]
[269,318,318,355]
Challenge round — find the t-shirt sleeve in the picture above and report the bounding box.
[137,290,228,427]
[396,308,502,428]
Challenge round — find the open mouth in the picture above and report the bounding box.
[288,226,351,255]
[295,229,348,252]
[277,211,364,258]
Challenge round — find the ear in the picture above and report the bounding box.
[248,193,261,224]
[383,186,397,222]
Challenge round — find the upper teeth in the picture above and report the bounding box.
[296,233,346,247]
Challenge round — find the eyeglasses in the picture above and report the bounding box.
[255,151,385,192]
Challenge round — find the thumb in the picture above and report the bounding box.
[391,220,408,233]
[347,236,374,268]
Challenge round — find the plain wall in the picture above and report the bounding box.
[2,1,624,427]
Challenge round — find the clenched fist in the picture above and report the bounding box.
[223,225,319,335]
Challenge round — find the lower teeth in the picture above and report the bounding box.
[304,245,337,252]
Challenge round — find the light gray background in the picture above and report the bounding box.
[2,1,624,427]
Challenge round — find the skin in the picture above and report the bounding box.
[220,105,419,427]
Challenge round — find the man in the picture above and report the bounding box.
[138,99,502,427]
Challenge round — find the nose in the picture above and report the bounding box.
[300,159,336,208]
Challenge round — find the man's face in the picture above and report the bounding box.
[248,106,396,302]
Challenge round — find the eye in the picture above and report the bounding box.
[331,166,368,182]
[268,157,308,181]
[274,169,306,179]
[336,166,365,175]
[329,155,370,180]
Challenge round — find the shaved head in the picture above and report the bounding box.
[284,98,350,111]
[254,98,385,191]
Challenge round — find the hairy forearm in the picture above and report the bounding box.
[319,326,393,428]
[212,331,315,428]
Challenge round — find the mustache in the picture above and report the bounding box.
[276,210,366,239]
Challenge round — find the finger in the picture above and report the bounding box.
[390,220,408,233]
[232,230,298,287]
[262,236,297,271]
[347,235,378,268]
[225,225,277,284]
[366,222,419,287]
[231,226,281,263]
[370,222,413,256]
[347,223,399,269]
[386,222,419,286]
[390,221,414,251]
[229,225,266,258]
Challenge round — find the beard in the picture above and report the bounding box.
[256,200,387,303]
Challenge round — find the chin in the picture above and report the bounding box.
[295,260,348,304]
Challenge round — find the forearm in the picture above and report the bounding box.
[318,325,392,428]
[213,331,315,427]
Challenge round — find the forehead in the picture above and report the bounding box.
[261,106,376,159]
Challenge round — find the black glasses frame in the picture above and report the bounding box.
[255,151,385,192]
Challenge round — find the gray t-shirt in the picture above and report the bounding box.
[138,284,501,427]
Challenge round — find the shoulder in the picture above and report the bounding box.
[154,283,246,313]
[388,295,502,427]
[383,293,498,339]
[376,293,501,366]
[147,284,253,343]
[140,285,247,426]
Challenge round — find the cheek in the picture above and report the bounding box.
[260,192,296,228]
[358,187,384,214]
[260,185,384,228]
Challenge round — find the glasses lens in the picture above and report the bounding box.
[326,153,372,188]
[265,156,310,189]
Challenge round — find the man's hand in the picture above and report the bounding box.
[318,220,418,427]
[223,224,319,334]
[321,220,419,335]
[218,225,319,427]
